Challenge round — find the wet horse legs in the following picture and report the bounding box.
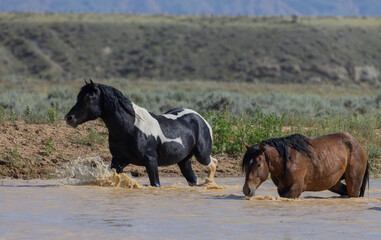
[329,181,348,196]
[206,157,218,182]
[177,157,197,186]
[111,157,128,174]
[279,183,303,198]
[145,155,160,187]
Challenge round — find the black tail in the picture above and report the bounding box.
[359,161,369,197]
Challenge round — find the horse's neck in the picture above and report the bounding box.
[100,95,136,137]
[266,147,284,176]
[101,97,159,139]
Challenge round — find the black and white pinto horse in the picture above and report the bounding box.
[65,80,217,187]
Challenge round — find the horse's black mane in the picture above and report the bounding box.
[262,134,313,166]
[242,134,313,173]
[93,83,134,115]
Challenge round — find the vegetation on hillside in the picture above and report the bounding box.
[0,13,381,84]
[1,80,380,175]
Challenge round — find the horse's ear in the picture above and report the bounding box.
[89,79,95,88]
[84,78,88,85]
[259,143,266,153]
[242,141,251,150]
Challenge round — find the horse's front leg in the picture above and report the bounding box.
[145,154,160,187]
[279,183,303,198]
[109,145,129,173]
[111,156,129,174]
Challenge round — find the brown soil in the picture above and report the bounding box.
[0,120,243,179]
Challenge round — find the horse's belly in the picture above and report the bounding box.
[303,151,348,191]
[157,143,193,166]
[304,168,345,191]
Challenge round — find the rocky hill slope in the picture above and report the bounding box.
[0,13,380,84]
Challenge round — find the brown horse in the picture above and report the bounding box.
[242,133,369,198]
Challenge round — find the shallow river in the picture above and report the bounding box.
[1,175,381,240]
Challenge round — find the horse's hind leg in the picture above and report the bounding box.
[343,138,368,197]
[194,139,218,182]
[344,162,367,197]
[344,171,364,197]
[206,157,218,182]
[177,156,197,186]
[329,181,348,197]
[194,154,218,182]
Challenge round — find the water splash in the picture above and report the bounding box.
[56,156,142,188]
[199,178,226,189]
[56,156,227,190]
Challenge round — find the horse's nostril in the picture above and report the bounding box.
[65,115,78,128]
[243,184,255,197]
[243,185,250,196]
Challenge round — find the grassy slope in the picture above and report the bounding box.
[1,13,381,83]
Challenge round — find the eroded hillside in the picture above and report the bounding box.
[0,14,381,84]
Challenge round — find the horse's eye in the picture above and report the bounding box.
[257,163,261,168]
[85,94,95,101]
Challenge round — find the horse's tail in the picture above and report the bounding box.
[359,161,369,197]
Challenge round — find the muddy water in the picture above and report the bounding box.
[1,160,381,239]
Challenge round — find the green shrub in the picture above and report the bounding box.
[0,105,5,123]
[2,145,24,168]
[364,144,381,176]
[44,138,55,155]
[87,125,106,145]
[24,106,46,124]
[205,111,285,154]
[46,105,60,124]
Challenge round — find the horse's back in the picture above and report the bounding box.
[164,108,184,115]
[153,108,213,164]
[311,132,364,152]
[162,108,212,139]
[310,132,366,161]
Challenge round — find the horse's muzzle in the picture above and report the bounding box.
[243,184,256,197]
[65,114,78,128]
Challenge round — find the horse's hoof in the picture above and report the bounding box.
[188,181,197,187]
[205,178,214,184]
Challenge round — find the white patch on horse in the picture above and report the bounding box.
[132,103,183,146]
[163,109,213,141]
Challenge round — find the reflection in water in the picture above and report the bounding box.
[0,156,380,239]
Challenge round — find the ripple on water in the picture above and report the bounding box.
[214,193,381,203]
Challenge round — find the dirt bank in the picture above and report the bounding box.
[0,120,243,179]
